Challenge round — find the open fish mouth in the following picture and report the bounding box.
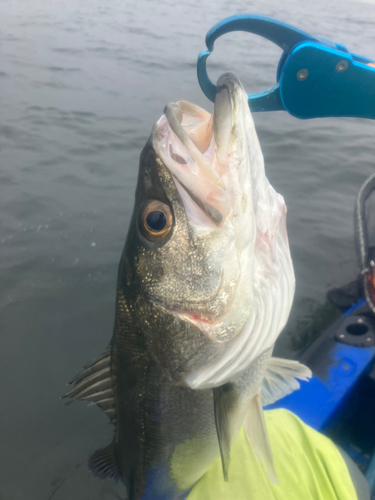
[153,73,246,231]
[150,73,255,342]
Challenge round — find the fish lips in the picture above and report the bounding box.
[212,72,238,168]
[153,72,248,230]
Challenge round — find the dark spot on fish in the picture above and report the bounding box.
[169,144,187,165]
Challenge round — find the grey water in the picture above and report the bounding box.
[1,0,375,498]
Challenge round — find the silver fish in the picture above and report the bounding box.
[65,73,310,500]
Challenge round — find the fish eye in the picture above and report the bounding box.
[139,200,173,241]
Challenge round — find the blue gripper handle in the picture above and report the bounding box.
[197,14,375,120]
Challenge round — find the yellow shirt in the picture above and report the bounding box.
[187,409,358,500]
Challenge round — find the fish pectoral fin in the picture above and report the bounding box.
[261,357,312,407]
[89,441,120,483]
[244,393,278,484]
[63,347,116,423]
[213,383,237,482]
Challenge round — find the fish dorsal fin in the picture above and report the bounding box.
[89,441,120,482]
[261,357,312,407]
[213,383,237,482]
[63,347,116,423]
[244,393,278,484]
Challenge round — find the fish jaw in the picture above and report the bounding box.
[151,73,295,388]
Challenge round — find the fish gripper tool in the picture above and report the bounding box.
[197,14,375,120]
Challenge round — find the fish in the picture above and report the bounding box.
[65,72,311,500]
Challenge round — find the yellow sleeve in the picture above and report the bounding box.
[187,409,358,500]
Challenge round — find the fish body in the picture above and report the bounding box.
[66,73,310,499]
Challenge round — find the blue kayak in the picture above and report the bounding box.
[269,173,375,495]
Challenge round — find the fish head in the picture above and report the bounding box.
[122,73,294,388]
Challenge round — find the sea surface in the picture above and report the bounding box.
[1,0,375,498]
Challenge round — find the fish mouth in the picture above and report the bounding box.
[153,73,247,229]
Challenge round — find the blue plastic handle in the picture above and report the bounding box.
[197,14,375,119]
